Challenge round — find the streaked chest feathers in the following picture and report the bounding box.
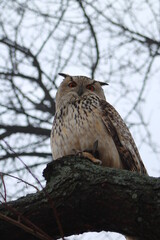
[51,95,121,168]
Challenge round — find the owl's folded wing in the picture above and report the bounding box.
[100,99,147,174]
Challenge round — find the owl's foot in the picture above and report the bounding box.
[73,149,102,165]
[80,151,102,165]
[72,140,101,164]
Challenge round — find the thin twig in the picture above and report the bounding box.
[0,173,7,202]
[0,212,54,240]
[0,172,40,192]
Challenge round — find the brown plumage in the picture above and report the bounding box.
[51,73,147,240]
[100,100,147,174]
[51,73,147,175]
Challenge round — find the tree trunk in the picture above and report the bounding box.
[0,156,159,240]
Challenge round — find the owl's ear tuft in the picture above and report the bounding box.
[58,73,70,78]
[97,81,109,86]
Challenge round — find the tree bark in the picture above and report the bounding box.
[0,156,159,240]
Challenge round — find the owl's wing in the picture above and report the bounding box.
[100,99,147,174]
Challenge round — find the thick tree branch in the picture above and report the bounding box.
[0,156,159,240]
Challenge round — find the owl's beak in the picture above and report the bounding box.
[77,85,84,96]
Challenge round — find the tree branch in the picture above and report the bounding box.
[0,156,159,240]
[0,37,55,112]
[77,0,100,78]
[0,124,50,136]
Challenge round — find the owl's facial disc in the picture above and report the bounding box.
[56,73,107,106]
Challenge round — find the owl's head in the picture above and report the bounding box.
[55,73,108,110]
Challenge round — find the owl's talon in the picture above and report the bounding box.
[81,151,102,165]
[72,149,102,164]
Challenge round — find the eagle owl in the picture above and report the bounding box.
[51,73,147,240]
[51,73,147,174]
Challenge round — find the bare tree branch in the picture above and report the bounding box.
[0,124,50,136]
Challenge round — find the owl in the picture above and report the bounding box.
[51,73,147,240]
[51,73,147,175]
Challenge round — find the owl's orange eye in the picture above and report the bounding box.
[86,84,95,91]
[68,82,77,88]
